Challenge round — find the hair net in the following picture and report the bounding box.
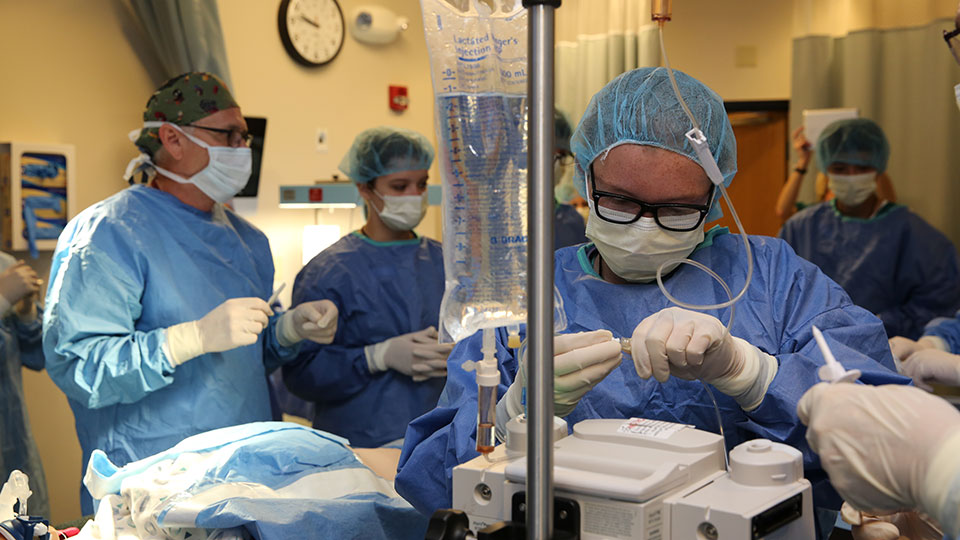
[555,110,573,154]
[134,72,239,159]
[815,118,889,173]
[570,67,737,222]
[339,127,435,184]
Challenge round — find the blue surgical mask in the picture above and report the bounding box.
[126,122,252,203]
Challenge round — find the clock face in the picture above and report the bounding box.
[278,0,345,67]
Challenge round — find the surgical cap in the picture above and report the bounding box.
[133,72,239,159]
[339,127,435,184]
[555,110,573,154]
[815,118,889,173]
[571,67,737,222]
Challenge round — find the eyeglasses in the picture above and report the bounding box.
[187,124,253,147]
[944,27,960,67]
[554,152,575,166]
[588,166,713,232]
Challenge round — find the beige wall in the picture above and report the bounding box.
[662,0,794,102]
[218,0,441,307]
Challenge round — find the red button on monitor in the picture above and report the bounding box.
[308,188,324,202]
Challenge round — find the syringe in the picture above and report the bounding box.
[811,326,861,384]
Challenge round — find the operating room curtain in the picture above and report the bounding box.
[790,0,960,245]
[555,0,660,126]
[123,0,233,88]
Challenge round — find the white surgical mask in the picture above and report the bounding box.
[126,122,252,203]
[827,171,877,207]
[954,83,960,113]
[585,203,704,283]
[371,190,428,231]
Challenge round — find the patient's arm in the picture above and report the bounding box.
[350,447,402,482]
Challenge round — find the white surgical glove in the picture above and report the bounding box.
[900,349,960,391]
[365,326,454,382]
[631,307,777,411]
[797,383,960,534]
[500,330,622,424]
[841,503,943,540]
[277,300,338,346]
[0,261,41,317]
[165,297,273,366]
[889,335,947,362]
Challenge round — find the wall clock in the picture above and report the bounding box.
[278,0,345,67]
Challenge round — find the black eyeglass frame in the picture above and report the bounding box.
[186,124,253,147]
[588,164,715,232]
[554,151,575,166]
[943,27,960,66]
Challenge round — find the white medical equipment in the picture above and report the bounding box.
[811,326,861,384]
[0,471,49,540]
[802,109,859,149]
[450,417,815,539]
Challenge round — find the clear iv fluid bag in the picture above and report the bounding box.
[421,0,529,343]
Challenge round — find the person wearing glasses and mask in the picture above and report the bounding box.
[396,68,906,536]
[282,126,452,448]
[44,73,339,514]
[779,118,960,341]
[553,110,587,249]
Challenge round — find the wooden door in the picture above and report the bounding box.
[712,110,788,237]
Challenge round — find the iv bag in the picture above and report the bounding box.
[420,0,529,343]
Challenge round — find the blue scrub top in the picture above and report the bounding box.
[395,230,908,517]
[554,203,587,250]
[779,201,960,340]
[283,232,446,447]
[44,185,298,513]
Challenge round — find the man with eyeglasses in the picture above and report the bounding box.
[396,68,907,535]
[44,72,339,514]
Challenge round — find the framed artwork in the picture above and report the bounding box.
[0,143,77,256]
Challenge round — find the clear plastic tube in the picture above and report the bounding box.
[476,328,498,454]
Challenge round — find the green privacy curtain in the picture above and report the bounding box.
[555,0,660,126]
[122,0,233,89]
[791,0,960,244]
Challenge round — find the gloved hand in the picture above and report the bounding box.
[365,327,454,382]
[277,300,338,346]
[889,335,947,362]
[900,349,960,391]
[841,503,943,540]
[165,298,273,366]
[631,307,777,410]
[501,330,622,420]
[0,261,41,316]
[797,383,960,523]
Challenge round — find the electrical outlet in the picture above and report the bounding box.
[316,128,328,153]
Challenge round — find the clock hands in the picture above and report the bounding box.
[299,14,320,28]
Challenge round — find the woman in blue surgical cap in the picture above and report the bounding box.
[779,118,960,341]
[283,126,452,448]
[395,68,908,537]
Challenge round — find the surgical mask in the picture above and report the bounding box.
[128,122,252,203]
[827,171,876,207]
[955,83,960,113]
[585,203,704,283]
[370,190,428,231]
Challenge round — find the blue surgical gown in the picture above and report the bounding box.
[0,254,48,518]
[779,201,960,340]
[554,203,587,250]
[43,185,299,514]
[283,232,446,447]
[395,229,909,517]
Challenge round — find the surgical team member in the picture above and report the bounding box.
[0,254,48,518]
[44,72,338,513]
[283,127,452,448]
[798,384,960,539]
[779,118,960,341]
[396,68,908,530]
[553,110,587,249]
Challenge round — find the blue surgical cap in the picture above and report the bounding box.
[570,67,736,222]
[339,126,435,184]
[555,110,573,154]
[815,118,889,173]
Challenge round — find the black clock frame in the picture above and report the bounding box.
[277,0,345,67]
